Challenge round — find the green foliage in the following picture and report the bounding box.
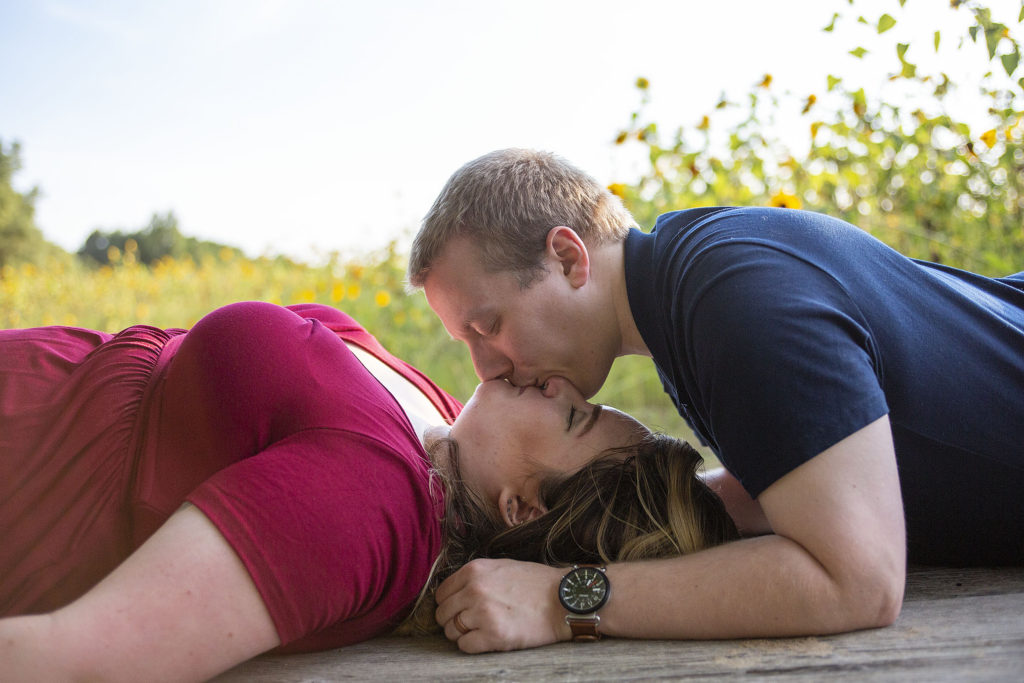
[78,211,244,266]
[0,140,65,269]
[611,0,1024,276]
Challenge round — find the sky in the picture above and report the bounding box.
[2,0,1020,261]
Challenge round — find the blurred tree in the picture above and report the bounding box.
[79,211,245,266]
[0,140,65,269]
[612,0,1024,276]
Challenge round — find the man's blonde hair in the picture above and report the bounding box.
[407,148,637,288]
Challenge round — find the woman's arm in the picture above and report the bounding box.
[436,416,906,651]
[0,504,280,682]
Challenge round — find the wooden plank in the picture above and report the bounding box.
[214,566,1024,682]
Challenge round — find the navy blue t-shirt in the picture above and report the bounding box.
[624,207,1024,565]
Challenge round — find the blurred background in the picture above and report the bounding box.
[2,0,1022,458]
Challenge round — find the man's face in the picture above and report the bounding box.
[422,236,617,398]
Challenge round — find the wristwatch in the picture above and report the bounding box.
[558,564,610,642]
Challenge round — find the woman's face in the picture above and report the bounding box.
[446,376,647,526]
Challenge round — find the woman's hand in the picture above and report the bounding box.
[435,558,569,653]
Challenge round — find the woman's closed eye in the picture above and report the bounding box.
[567,406,578,431]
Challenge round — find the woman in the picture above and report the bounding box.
[0,301,735,680]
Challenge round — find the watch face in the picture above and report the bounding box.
[559,566,610,614]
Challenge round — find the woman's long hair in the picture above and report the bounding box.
[396,433,739,635]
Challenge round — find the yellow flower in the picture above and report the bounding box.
[607,183,627,199]
[296,288,316,303]
[980,129,998,147]
[614,131,628,145]
[801,94,817,114]
[810,121,823,139]
[635,77,649,90]
[331,283,346,302]
[375,291,391,307]
[768,192,802,209]
[697,115,710,131]
[347,284,361,300]
[758,74,773,89]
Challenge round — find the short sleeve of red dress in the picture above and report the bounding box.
[173,302,452,652]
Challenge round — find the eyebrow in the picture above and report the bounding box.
[578,404,603,437]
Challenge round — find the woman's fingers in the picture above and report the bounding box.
[433,558,567,653]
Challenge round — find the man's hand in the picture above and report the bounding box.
[434,558,568,653]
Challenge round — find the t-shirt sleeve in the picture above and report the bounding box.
[682,242,889,497]
[186,427,441,652]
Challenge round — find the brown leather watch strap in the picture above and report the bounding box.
[565,615,602,641]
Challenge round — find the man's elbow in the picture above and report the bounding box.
[848,564,905,629]
[873,577,904,627]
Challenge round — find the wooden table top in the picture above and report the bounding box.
[216,565,1024,682]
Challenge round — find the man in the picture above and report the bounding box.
[408,148,1024,653]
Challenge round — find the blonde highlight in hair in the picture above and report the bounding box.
[497,434,738,566]
[407,148,636,289]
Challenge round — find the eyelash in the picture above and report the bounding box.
[567,406,577,431]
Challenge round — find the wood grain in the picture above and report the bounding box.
[214,565,1024,682]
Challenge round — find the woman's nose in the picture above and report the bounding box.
[540,376,570,398]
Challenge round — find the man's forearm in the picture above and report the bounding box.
[598,533,902,640]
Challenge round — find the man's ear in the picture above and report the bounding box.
[545,226,590,288]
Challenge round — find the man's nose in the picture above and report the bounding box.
[469,340,514,382]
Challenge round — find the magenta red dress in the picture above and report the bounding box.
[0,302,461,652]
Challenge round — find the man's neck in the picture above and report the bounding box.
[590,239,650,358]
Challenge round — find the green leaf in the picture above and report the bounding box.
[823,12,838,32]
[897,43,910,60]
[985,24,1006,59]
[898,0,906,6]
[878,13,897,34]
[850,46,868,58]
[934,31,941,52]
[1020,3,1024,23]
[1018,76,1024,91]
[969,25,980,42]
[827,74,842,91]
[857,15,868,24]
[1002,48,1021,77]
